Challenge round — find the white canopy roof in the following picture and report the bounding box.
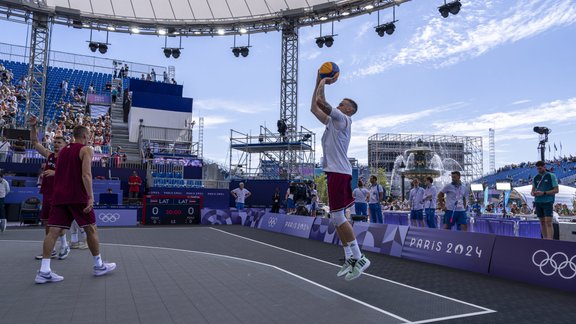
[513,185,576,209]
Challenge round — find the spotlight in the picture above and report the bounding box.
[376,26,386,37]
[240,47,249,57]
[385,23,396,35]
[158,28,167,35]
[439,1,461,18]
[130,27,140,34]
[315,37,325,48]
[232,47,240,57]
[239,28,247,34]
[324,36,334,47]
[375,23,395,37]
[88,42,98,52]
[171,48,181,59]
[163,48,171,58]
[98,43,108,54]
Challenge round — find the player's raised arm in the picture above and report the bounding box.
[29,116,51,158]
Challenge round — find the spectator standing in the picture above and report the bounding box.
[368,175,383,224]
[409,178,425,227]
[0,171,10,232]
[0,136,10,162]
[438,171,469,231]
[271,187,281,213]
[423,177,438,228]
[151,68,156,82]
[128,171,142,204]
[231,182,251,211]
[163,70,169,83]
[285,183,295,214]
[61,79,68,98]
[111,87,118,104]
[12,136,26,163]
[122,89,131,123]
[352,180,369,218]
[531,161,559,240]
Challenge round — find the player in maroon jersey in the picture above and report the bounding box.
[29,116,70,260]
[35,125,116,284]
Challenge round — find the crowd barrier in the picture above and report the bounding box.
[93,206,140,227]
[195,209,575,293]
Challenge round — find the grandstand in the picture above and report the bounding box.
[477,158,576,188]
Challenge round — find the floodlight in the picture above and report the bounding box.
[240,47,249,57]
[163,48,172,58]
[315,37,324,48]
[130,27,140,34]
[239,28,247,34]
[385,23,396,35]
[232,47,240,57]
[158,28,167,35]
[217,29,225,35]
[98,43,108,54]
[496,182,511,191]
[439,1,461,18]
[171,48,180,59]
[107,26,116,32]
[324,36,334,47]
[88,42,98,52]
[470,183,484,191]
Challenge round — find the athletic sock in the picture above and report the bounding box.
[343,245,353,260]
[59,235,68,248]
[93,254,103,268]
[348,239,362,259]
[71,233,79,244]
[40,259,51,273]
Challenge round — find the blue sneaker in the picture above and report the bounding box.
[35,270,64,284]
[93,262,116,277]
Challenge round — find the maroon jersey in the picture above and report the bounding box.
[51,143,89,205]
[40,152,56,198]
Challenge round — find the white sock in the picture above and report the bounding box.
[93,254,103,267]
[59,235,68,248]
[343,245,353,259]
[40,259,51,273]
[348,239,362,259]
[71,233,79,243]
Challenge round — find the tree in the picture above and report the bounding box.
[314,173,328,204]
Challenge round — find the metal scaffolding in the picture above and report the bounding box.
[25,11,51,124]
[279,22,299,172]
[368,133,483,183]
[229,125,315,180]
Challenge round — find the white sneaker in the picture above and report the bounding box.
[35,270,64,284]
[345,255,371,281]
[337,258,355,277]
[58,246,70,260]
[93,262,116,277]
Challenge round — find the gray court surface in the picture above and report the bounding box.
[1,226,497,323]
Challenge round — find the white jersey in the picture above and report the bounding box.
[352,187,369,203]
[231,188,250,203]
[321,108,352,175]
[423,185,437,209]
[441,182,468,212]
[409,187,425,210]
[368,184,383,204]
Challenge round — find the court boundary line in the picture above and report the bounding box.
[209,227,497,322]
[0,239,411,323]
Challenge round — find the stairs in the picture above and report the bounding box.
[110,79,140,161]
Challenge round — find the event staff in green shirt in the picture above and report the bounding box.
[531,161,559,240]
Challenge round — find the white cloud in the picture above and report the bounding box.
[356,21,373,39]
[352,0,576,77]
[511,99,531,105]
[194,98,273,115]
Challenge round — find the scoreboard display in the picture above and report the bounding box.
[142,195,203,225]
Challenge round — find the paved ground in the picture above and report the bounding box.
[1,225,575,323]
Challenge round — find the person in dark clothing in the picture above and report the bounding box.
[271,187,281,213]
[122,89,131,123]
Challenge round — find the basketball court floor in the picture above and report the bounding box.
[1,226,575,323]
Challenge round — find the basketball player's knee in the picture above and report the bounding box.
[331,213,347,227]
[83,224,97,235]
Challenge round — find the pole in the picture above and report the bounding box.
[401,173,405,202]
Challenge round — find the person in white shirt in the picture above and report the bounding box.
[231,182,251,211]
[368,175,384,224]
[408,178,425,227]
[423,177,438,228]
[0,136,10,162]
[352,180,369,218]
[0,171,10,232]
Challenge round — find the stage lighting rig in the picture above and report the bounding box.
[88,42,98,52]
[375,22,396,37]
[439,0,462,18]
[316,21,336,48]
[87,30,110,55]
[162,36,183,58]
[231,34,251,58]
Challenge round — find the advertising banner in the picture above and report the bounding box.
[257,213,286,233]
[282,215,315,238]
[401,227,496,273]
[351,223,408,257]
[308,217,340,245]
[490,236,576,292]
[381,224,409,257]
[243,208,268,228]
[201,208,232,225]
[94,208,138,227]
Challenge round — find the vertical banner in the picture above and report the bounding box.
[401,227,496,273]
[490,236,576,292]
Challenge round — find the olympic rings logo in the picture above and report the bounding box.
[98,213,121,223]
[268,216,278,227]
[532,250,576,280]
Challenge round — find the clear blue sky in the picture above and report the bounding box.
[2,0,575,173]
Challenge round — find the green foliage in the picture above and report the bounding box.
[314,173,328,204]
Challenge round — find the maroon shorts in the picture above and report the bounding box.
[326,172,354,212]
[48,204,96,229]
[40,199,52,221]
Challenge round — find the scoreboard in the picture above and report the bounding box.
[142,195,203,225]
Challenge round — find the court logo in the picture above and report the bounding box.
[532,250,576,280]
[98,213,121,223]
[268,216,278,227]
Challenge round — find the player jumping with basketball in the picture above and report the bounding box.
[29,116,70,261]
[35,125,116,283]
[311,64,370,281]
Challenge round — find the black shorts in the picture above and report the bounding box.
[534,202,553,218]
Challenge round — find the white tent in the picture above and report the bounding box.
[513,185,576,209]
